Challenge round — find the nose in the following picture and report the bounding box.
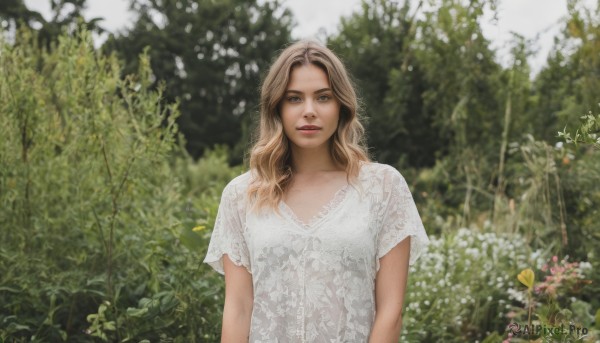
[303,99,316,118]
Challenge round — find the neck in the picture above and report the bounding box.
[289,143,342,174]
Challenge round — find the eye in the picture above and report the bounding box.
[287,96,301,103]
[317,94,332,102]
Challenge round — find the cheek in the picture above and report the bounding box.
[279,110,296,137]
[279,104,290,122]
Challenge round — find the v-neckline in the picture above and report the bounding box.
[279,183,351,230]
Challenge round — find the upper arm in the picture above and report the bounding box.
[223,253,253,311]
[221,254,253,342]
[374,236,411,317]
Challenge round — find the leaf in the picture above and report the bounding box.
[179,227,203,251]
[103,321,116,331]
[517,268,535,290]
[126,307,149,318]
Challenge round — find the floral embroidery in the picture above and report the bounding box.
[204,163,430,342]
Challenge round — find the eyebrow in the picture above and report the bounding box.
[285,88,332,94]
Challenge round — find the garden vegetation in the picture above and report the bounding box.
[1,0,599,342]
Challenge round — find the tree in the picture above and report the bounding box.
[0,28,198,341]
[0,0,104,48]
[531,0,600,142]
[328,0,440,168]
[103,0,294,162]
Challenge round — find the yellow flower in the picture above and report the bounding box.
[518,268,535,290]
[192,225,206,232]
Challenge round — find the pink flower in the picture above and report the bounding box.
[552,255,558,263]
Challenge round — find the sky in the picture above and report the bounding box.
[23,0,596,75]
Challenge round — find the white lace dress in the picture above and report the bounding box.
[203,162,430,342]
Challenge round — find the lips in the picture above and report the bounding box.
[298,125,321,130]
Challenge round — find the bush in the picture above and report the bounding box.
[0,28,226,342]
[500,256,598,342]
[401,228,548,342]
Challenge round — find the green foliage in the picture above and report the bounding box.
[1,0,599,341]
[0,0,105,49]
[503,258,598,342]
[532,0,600,143]
[401,228,547,342]
[0,28,229,342]
[102,0,294,163]
[559,107,600,149]
[329,0,442,168]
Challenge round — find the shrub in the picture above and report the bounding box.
[501,257,598,342]
[401,228,548,342]
[0,28,224,342]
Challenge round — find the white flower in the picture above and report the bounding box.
[466,248,479,257]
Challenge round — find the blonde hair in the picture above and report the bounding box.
[248,40,369,210]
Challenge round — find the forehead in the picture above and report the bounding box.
[286,63,330,90]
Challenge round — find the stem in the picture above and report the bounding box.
[493,68,513,225]
[461,162,472,227]
[554,172,568,247]
[527,289,532,336]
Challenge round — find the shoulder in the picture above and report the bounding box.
[221,171,252,200]
[357,162,410,199]
[359,162,405,183]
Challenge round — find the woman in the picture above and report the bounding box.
[204,40,429,342]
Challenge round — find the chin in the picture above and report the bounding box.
[292,141,330,151]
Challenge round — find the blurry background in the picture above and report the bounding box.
[1,0,599,342]
[19,0,597,71]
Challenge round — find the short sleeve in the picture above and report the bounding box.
[376,167,430,270]
[203,180,251,275]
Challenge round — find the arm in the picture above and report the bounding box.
[221,254,254,343]
[368,236,411,343]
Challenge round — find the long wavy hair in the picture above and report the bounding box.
[248,40,369,210]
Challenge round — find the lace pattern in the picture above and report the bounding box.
[203,162,430,342]
[279,183,350,230]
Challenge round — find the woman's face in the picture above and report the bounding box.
[280,63,341,153]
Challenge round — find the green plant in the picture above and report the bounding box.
[501,257,597,342]
[400,228,548,342]
[558,106,600,149]
[0,27,225,342]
